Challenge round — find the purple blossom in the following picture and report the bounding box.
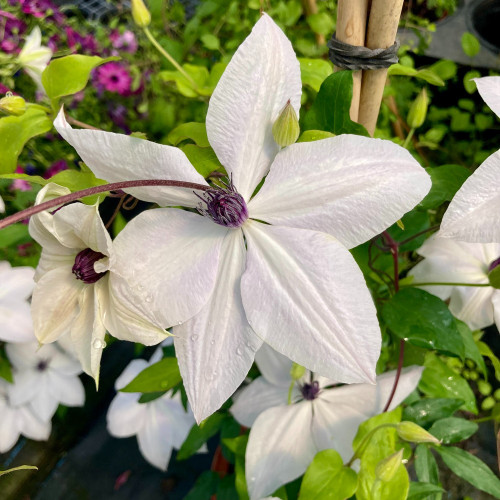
[94,62,133,96]
[110,30,138,54]
[43,159,68,179]
[65,27,100,55]
[18,0,65,24]
[0,11,26,54]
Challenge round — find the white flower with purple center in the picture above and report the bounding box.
[440,76,500,243]
[53,15,430,422]
[29,184,168,382]
[6,341,85,422]
[411,235,500,330]
[0,260,35,343]
[231,345,423,500]
[17,26,52,91]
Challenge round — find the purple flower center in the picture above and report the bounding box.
[300,381,320,401]
[489,257,500,272]
[72,248,107,284]
[37,360,48,372]
[196,178,248,228]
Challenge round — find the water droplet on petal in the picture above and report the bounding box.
[145,294,153,303]
[177,321,182,326]
[236,347,243,356]
[92,339,106,349]
[210,340,215,346]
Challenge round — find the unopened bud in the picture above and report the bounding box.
[488,258,500,289]
[375,449,405,482]
[272,100,300,147]
[397,421,440,444]
[407,88,428,129]
[132,0,151,28]
[290,362,306,381]
[0,93,26,116]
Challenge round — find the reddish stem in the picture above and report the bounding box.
[0,179,210,230]
[381,230,405,413]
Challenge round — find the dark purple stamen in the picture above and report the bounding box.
[72,248,107,284]
[300,381,320,401]
[489,257,500,272]
[195,178,248,228]
[37,360,48,372]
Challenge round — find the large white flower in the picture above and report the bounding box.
[107,344,199,471]
[410,235,500,330]
[231,346,423,500]
[0,379,51,453]
[29,184,168,382]
[0,260,35,343]
[440,76,500,243]
[17,27,52,91]
[53,15,430,422]
[6,341,85,422]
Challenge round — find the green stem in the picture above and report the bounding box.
[402,282,491,288]
[402,127,415,149]
[287,380,295,405]
[346,423,397,467]
[143,27,199,92]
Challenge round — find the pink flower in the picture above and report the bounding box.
[110,30,138,54]
[11,166,31,192]
[94,62,132,96]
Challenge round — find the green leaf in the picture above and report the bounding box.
[303,71,369,136]
[382,289,466,359]
[428,417,478,444]
[419,353,477,414]
[159,64,214,97]
[387,209,429,251]
[372,461,409,500]
[0,223,30,249]
[0,465,38,477]
[167,122,209,147]
[463,70,481,94]
[435,446,500,498]
[408,482,445,499]
[299,449,358,500]
[477,341,500,381]
[137,391,167,404]
[119,357,181,393]
[461,32,481,57]
[297,130,335,142]
[306,13,335,36]
[429,60,457,81]
[414,445,441,493]
[200,33,220,51]
[177,413,226,460]
[455,319,487,377]
[184,471,220,499]
[42,55,119,99]
[387,65,444,86]
[414,69,444,87]
[420,165,471,209]
[0,351,13,383]
[0,107,52,174]
[403,398,463,428]
[180,144,224,177]
[222,434,248,456]
[299,58,332,92]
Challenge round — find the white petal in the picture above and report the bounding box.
[231,376,290,427]
[440,150,500,243]
[107,393,146,437]
[206,14,301,201]
[475,76,500,118]
[248,135,431,248]
[114,359,149,391]
[54,109,207,208]
[112,209,225,328]
[449,286,495,330]
[31,266,82,344]
[31,388,59,422]
[0,264,34,301]
[0,402,21,452]
[254,343,294,387]
[47,370,85,407]
[18,405,51,441]
[0,300,34,343]
[246,402,316,500]
[492,292,500,331]
[241,222,380,384]
[137,410,174,471]
[0,195,4,213]
[7,371,39,407]
[174,230,262,423]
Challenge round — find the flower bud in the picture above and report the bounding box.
[132,0,151,28]
[0,93,26,116]
[407,88,428,129]
[488,258,500,289]
[290,362,306,381]
[272,100,300,147]
[375,449,404,482]
[397,421,440,444]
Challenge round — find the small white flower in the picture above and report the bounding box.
[6,341,85,422]
[0,260,35,343]
[0,379,51,453]
[106,344,199,471]
[232,346,423,500]
[29,184,168,382]
[411,235,500,330]
[440,76,500,243]
[53,15,431,423]
[0,195,5,213]
[17,27,52,91]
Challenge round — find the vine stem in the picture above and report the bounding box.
[381,230,405,413]
[0,179,210,230]
[403,282,491,288]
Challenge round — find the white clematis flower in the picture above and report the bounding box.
[232,345,423,500]
[17,27,52,91]
[6,341,85,422]
[53,15,430,422]
[0,260,35,343]
[0,195,4,213]
[106,343,200,471]
[440,76,500,243]
[29,184,168,382]
[0,379,51,453]
[410,235,500,330]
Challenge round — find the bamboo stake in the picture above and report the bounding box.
[358,0,404,135]
[334,0,370,122]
